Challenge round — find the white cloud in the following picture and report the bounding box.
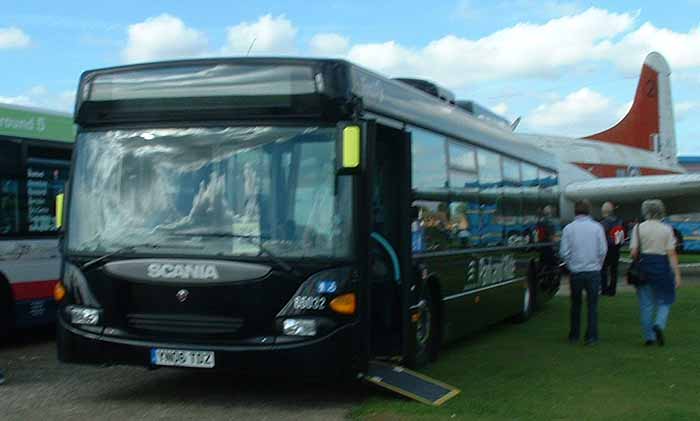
[223,14,296,55]
[309,33,349,57]
[122,14,208,63]
[492,102,509,116]
[0,27,31,49]
[0,94,32,106]
[0,85,75,112]
[526,87,624,136]
[675,101,698,122]
[599,23,700,74]
[346,8,635,88]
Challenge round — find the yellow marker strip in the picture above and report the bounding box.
[342,126,360,168]
[56,193,64,229]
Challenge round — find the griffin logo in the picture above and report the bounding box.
[176,289,189,302]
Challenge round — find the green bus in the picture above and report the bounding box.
[55,58,561,377]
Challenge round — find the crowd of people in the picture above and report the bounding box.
[560,199,682,347]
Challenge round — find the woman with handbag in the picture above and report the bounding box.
[629,200,682,346]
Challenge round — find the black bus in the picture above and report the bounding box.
[55,58,561,377]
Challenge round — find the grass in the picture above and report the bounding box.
[620,250,700,264]
[352,285,700,421]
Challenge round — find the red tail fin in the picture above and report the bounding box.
[585,52,676,162]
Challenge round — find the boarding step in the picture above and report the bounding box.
[363,360,460,406]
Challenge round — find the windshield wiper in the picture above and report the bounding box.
[171,231,300,277]
[80,242,204,271]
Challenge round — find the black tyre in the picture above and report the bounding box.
[0,280,14,340]
[56,320,76,363]
[408,285,439,368]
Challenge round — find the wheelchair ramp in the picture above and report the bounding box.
[364,360,460,406]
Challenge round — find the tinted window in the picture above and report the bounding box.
[25,158,70,233]
[0,179,20,234]
[477,149,501,186]
[502,158,520,183]
[412,200,450,253]
[412,128,447,192]
[448,170,478,194]
[0,139,21,177]
[477,149,503,246]
[448,142,476,171]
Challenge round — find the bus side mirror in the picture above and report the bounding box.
[55,193,64,229]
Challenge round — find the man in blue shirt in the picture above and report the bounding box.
[560,200,608,345]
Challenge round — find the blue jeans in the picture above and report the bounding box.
[636,283,671,341]
[569,271,601,342]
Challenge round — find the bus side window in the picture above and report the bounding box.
[0,179,20,234]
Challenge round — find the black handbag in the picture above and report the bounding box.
[627,225,647,286]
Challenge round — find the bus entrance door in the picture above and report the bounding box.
[368,124,412,360]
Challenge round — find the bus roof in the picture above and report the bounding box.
[0,102,75,143]
[77,57,556,170]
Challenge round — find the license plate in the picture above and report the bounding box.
[150,348,215,368]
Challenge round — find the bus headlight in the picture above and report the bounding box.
[282,319,318,336]
[68,306,101,325]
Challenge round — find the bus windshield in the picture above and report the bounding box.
[67,126,354,259]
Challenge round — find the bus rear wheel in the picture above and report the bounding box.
[515,278,535,323]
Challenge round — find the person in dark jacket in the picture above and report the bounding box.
[630,200,682,346]
[600,202,625,296]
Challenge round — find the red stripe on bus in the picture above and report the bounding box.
[11,280,59,301]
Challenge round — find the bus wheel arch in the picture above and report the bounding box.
[0,273,15,338]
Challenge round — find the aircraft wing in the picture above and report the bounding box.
[565,174,700,219]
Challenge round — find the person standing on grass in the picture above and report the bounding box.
[629,199,681,346]
[600,201,625,296]
[560,199,607,345]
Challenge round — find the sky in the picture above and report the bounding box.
[1,0,699,154]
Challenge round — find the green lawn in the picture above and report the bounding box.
[352,285,700,420]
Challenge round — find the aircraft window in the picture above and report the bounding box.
[411,128,447,192]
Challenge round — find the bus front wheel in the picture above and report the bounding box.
[407,286,438,368]
[56,321,77,363]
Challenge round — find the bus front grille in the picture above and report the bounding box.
[127,313,244,337]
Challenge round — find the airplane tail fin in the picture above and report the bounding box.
[584,52,676,163]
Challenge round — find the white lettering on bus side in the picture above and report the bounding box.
[471,254,516,288]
